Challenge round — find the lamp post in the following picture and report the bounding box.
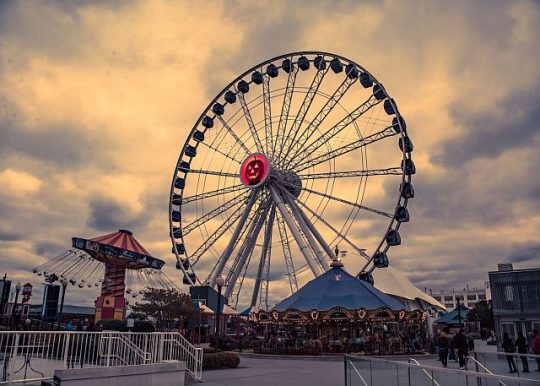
[12,282,21,329]
[58,278,69,325]
[215,275,225,352]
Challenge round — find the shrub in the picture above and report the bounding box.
[202,352,240,370]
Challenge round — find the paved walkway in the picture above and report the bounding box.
[201,356,344,385]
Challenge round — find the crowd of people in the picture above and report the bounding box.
[436,328,540,373]
[500,329,540,373]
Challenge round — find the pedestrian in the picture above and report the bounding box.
[531,329,540,372]
[454,329,468,370]
[515,332,529,373]
[502,332,517,373]
[438,332,450,368]
[86,321,95,332]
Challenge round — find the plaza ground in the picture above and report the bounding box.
[201,351,540,385]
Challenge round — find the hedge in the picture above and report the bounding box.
[202,352,240,370]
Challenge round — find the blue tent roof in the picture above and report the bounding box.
[435,305,469,326]
[273,265,405,312]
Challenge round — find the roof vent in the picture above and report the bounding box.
[498,263,513,272]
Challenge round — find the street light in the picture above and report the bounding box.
[12,282,21,329]
[58,278,69,325]
[215,275,225,351]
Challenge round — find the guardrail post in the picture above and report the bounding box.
[106,333,113,367]
[407,358,411,386]
[6,333,20,383]
[63,333,71,369]
[158,333,164,363]
[344,356,348,386]
[474,352,481,386]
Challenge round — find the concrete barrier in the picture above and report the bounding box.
[52,361,186,386]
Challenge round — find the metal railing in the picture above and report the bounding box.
[344,354,540,386]
[467,355,506,386]
[409,357,441,386]
[0,331,203,384]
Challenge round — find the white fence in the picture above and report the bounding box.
[0,331,203,384]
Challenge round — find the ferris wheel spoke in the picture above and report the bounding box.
[272,64,298,158]
[281,190,330,270]
[294,126,398,172]
[208,189,260,286]
[224,200,271,300]
[276,211,298,293]
[262,75,273,156]
[278,67,330,168]
[294,197,371,260]
[188,169,238,179]
[190,204,247,266]
[182,192,249,236]
[291,95,383,167]
[301,186,395,219]
[299,167,402,180]
[282,189,336,263]
[287,76,355,162]
[198,140,242,165]
[251,206,275,309]
[269,185,322,276]
[181,184,247,205]
[238,91,264,153]
[215,114,252,155]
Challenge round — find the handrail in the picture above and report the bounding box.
[343,354,540,385]
[409,358,441,386]
[347,360,368,386]
[467,355,505,386]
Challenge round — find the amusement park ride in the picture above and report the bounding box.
[33,229,178,321]
[32,51,415,317]
[169,51,414,311]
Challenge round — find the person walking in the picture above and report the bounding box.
[516,332,529,373]
[438,332,450,368]
[454,329,468,370]
[502,332,517,373]
[531,329,540,372]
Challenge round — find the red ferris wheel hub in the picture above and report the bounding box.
[240,153,270,187]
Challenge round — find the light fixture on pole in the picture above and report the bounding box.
[215,275,225,351]
[58,278,69,324]
[12,282,22,329]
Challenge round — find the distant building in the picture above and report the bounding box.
[489,263,540,342]
[430,283,490,310]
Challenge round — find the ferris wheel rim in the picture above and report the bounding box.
[169,51,413,296]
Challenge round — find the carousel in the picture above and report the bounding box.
[253,259,428,355]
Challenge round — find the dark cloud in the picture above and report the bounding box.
[435,86,540,165]
[86,197,149,232]
[0,230,23,241]
[33,240,65,257]
[507,243,540,264]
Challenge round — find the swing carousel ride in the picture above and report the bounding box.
[32,229,178,320]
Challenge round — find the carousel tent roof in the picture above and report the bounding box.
[372,266,445,310]
[90,229,151,255]
[273,264,405,312]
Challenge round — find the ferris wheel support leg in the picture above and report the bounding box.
[283,190,336,266]
[224,202,271,299]
[208,189,259,287]
[281,191,330,271]
[269,185,321,276]
[250,205,276,309]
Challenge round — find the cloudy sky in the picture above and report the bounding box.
[1,0,539,308]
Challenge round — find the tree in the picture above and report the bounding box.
[130,288,193,331]
[467,300,494,330]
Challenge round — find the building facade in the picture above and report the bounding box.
[430,284,490,310]
[489,264,540,342]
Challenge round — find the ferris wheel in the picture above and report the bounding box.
[169,51,414,310]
